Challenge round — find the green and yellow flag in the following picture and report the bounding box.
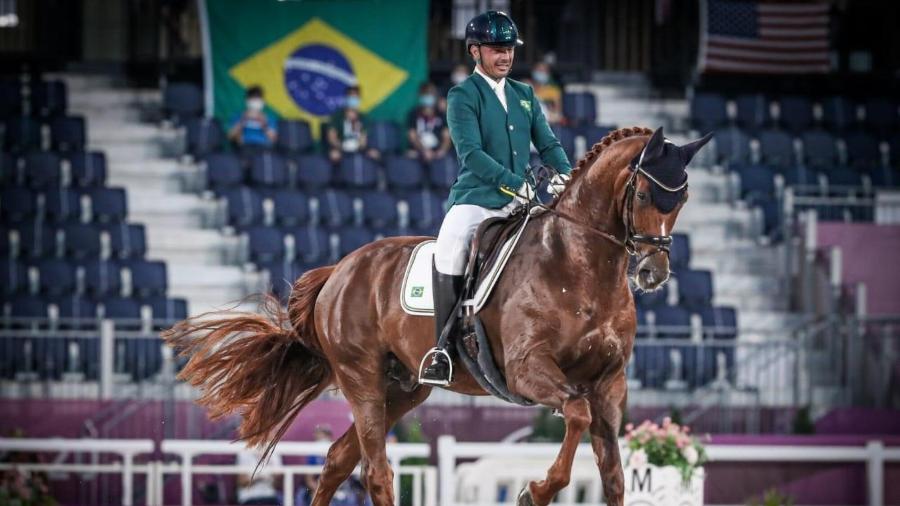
[201,0,428,136]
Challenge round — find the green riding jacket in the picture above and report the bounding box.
[445,73,572,209]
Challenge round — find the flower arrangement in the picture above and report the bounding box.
[624,417,707,484]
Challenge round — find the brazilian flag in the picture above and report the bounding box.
[201,0,428,137]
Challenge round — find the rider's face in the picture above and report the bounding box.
[474,44,515,80]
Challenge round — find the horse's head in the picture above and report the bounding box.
[622,127,712,291]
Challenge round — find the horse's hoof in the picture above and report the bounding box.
[516,485,536,506]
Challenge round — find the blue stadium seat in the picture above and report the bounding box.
[403,189,445,234]
[287,225,330,264]
[699,306,737,340]
[713,126,751,166]
[428,154,458,189]
[843,130,880,169]
[782,165,820,188]
[821,96,855,132]
[677,270,713,311]
[315,189,353,227]
[338,153,379,188]
[0,79,23,118]
[1,187,34,223]
[247,226,285,264]
[653,305,692,340]
[747,195,781,237]
[143,296,188,325]
[368,120,401,154]
[185,117,224,158]
[385,156,424,190]
[633,284,669,309]
[581,124,615,147]
[361,191,398,229]
[690,92,728,132]
[163,82,203,122]
[778,96,813,134]
[45,188,82,223]
[128,260,167,297]
[277,119,313,154]
[24,152,62,189]
[64,223,101,259]
[3,297,51,379]
[224,186,264,229]
[0,153,17,186]
[17,222,57,258]
[0,257,28,296]
[32,80,68,118]
[82,259,121,297]
[37,258,76,296]
[669,233,690,271]
[67,151,107,188]
[733,163,776,200]
[249,151,288,189]
[106,223,146,259]
[869,166,899,188]
[337,226,375,256]
[824,166,863,192]
[294,154,332,188]
[863,97,897,135]
[801,130,837,169]
[552,125,576,161]
[272,190,309,227]
[101,296,142,320]
[54,294,98,322]
[562,92,596,126]
[87,188,127,223]
[757,129,794,170]
[698,306,737,386]
[261,260,307,299]
[49,116,86,152]
[735,93,770,132]
[5,117,42,153]
[204,153,244,194]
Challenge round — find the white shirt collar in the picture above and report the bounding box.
[474,65,506,91]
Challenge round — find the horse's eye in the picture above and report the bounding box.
[636,191,647,202]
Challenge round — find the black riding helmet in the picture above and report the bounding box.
[465,10,524,49]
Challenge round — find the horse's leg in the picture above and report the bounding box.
[589,372,627,506]
[507,355,592,506]
[311,382,431,506]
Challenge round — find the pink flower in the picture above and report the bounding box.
[625,423,634,432]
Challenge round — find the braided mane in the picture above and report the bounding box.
[571,125,653,179]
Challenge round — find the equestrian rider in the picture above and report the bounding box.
[419,10,573,386]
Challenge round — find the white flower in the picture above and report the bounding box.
[628,448,648,468]
[682,445,699,465]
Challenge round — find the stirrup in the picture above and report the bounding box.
[417,347,454,386]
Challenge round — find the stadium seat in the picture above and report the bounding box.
[633,284,669,309]
[338,153,379,188]
[863,97,897,135]
[272,189,309,227]
[713,126,751,166]
[669,233,690,271]
[368,120,401,154]
[385,156,424,190]
[580,124,616,149]
[361,191,398,229]
[428,154,458,189]
[747,194,781,237]
[824,166,864,192]
[87,187,128,223]
[17,222,57,258]
[106,223,146,259]
[0,79,23,118]
[734,93,770,132]
[403,188,445,234]
[246,226,285,264]
[337,226,375,256]
[562,92,596,126]
[869,166,900,188]
[733,163,776,200]
[81,259,122,297]
[777,96,813,134]
[294,153,332,188]
[101,296,142,320]
[63,223,101,259]
[653,305,692,340]
[37,258,76,296]
[32,80,68,118]
[552,125,576,161]
[204,153,244,194]
[163,82,203,122]
[287,225,330,264]
[224,186,264,229]
[49,115,86,152]
[24,152,62,189]
[0,153,17,186]
[690,92,728,132]
[44,188,82,223]
[5,116,42,153]
[843,130,881,169]
[143,296,188,324]
[128,260,167,297]
[0,257,28,296]
[677,270,713,311]
[67,151,107,188]
[54,294,98,322]
[249,151,288,188]
[757,129,795,170]
[262,260,307,299]
[782,165,820,189]
[185,117,224,158]
[821,96,855,132]
[315,189,353,227]
[277,119,314,154]
[1,187,34,223]
[699,306,738,340]
[801,130,838,169]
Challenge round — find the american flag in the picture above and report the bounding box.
[699,0,832,74]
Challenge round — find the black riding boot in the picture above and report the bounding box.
[418,264,464,386]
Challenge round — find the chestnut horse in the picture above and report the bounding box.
[165,126,711,506]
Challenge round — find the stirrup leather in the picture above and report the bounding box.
[417,347,454,386]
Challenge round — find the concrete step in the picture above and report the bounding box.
[88,123,173,144]
[690,249,781,276]
[127,192,216,229]
[166,263,253,310]
[145,226,238,265]
[93,140,164,161]
[677,202,760,239]
[105,158,196,195]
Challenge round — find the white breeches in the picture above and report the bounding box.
[434,201,517,275]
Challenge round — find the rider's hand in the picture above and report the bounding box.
[514,181,535,205]
[548,173,571,197]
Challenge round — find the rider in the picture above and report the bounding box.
[419,10,573,386]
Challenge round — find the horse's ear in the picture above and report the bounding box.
[644,127,666,161]
[680,132,714,166]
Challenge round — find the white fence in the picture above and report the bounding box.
[2,437,899,506]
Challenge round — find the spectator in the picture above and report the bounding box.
[406,83,452,162]
[326,86,380,164]
[528,62,563,125]
[228,85,278,157]
[235,446,282,505]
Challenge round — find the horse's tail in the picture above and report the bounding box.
[163,265,335,458]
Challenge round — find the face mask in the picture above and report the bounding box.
[247,98,264,112]
[532,70,549,85]
[451,72,467,85]
[419,94,436,107]
[345,95,361,110]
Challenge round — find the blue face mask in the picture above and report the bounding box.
[345,95,361,110]
[532,70,549,84]
[419,94,436,107]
